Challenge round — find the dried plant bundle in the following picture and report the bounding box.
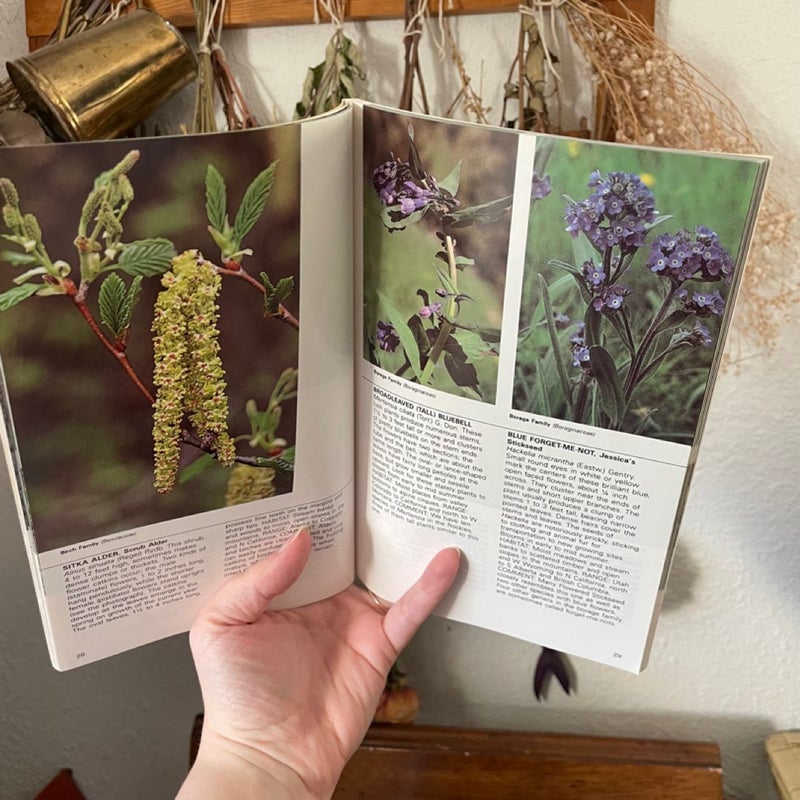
[294,0,366,119]
[190,0,259,132]
[440,15,491,124]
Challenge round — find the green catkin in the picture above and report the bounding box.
[225,464,276,506]
[0,178,19,207]
[2,204,21,231]
[22,213,42,243]
[151,250,235,493]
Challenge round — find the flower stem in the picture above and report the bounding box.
[624,284,678,400]
[419,234,458,385]
[216,265,300,330]
[67,284,155,405]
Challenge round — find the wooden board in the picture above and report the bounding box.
[333,724,724,800]
[26,0,655,41]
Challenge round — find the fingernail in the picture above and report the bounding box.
[279,526,309,552]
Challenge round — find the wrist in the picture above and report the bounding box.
[177,733,323,800]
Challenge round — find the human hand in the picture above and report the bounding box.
[176,527,460,800]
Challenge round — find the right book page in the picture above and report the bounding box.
[354,101,768,672]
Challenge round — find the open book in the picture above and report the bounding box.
[0,101,768,672]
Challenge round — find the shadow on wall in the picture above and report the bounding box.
[660,540,700,614]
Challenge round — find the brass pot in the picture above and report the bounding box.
[6,8,197,141]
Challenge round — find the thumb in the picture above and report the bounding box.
[201,527,312,627]
[382,547,461,655]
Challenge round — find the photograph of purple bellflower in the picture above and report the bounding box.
[363,107,519,405]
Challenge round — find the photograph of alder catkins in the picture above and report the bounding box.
[0,128,300,552]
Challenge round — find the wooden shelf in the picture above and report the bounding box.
[333,724,723,799]
[26,1,655,41]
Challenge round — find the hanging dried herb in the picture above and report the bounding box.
[294,32,365,118]
[191,0,260,132]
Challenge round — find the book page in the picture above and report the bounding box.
[354,103,767,672]
[0,109,356,669]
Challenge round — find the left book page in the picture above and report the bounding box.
[0,108,356,670]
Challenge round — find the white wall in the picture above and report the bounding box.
[0,2,797,798]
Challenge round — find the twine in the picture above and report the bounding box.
[107,0,135,21]
[196,0,226,55]
[313,0,345,32]
[401,0,450,62]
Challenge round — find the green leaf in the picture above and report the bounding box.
[549,258,592,305]
[264,275,294,316]
[589,345,625,427]
[233,161,278,245]
[208,225,234,257]
[438,161,462,196]
[570,227,598,268]
[1,250,39,267]
[253,456,294,475]
[455,329,494,361]
[0,282,39,311]
[407,314,431,359]
[442,335,479,392]
[583,304,602,347]
[380,204,428,231]
[434,264,458,296]
[13,266,48,284]
[205,164,227,231]
[115,238,175,277]
[98,273,125,336]
[406,123,426,181]
[603,307,635,356]
[124,275,143,320]
[535,357,552,417]
[444,194,513,228]
[178,453,217,484]
[645,213,673,232]
[539,274,573,414]
[652,309,692,337]
[98,273,142,339]
[377,291,422,380]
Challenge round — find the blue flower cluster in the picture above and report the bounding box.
[580,258,629,312]
[646,226,734,285]
[591,284,629,312]
[569,324,592,373]
[565,170,656,254]
[372,158,459,218]
[531,170,552,200]
[673,321,713,349]
[677,287,726,316]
